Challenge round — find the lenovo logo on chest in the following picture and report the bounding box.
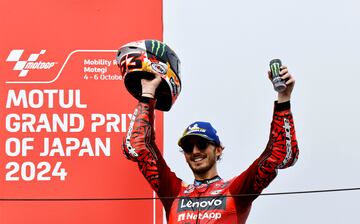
[177,197,226,212]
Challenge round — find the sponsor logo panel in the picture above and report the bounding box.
[177,197,227,212]
[177,212,222,222]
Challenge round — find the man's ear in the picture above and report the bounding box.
[215,146,223,159]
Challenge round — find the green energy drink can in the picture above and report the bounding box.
[269,59,286,92]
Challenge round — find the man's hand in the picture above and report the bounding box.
[141,73,162,98]
[268,65,295,103]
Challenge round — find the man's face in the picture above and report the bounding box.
[182,136,221,177]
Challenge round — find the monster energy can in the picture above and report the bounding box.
[269,59,287,92]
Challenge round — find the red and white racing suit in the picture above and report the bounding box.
[123,97,299,224]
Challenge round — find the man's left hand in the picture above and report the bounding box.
[268,65,295,103]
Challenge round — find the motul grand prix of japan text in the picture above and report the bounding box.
[3,48,134,182]
[4,88,133,182]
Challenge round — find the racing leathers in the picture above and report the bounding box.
[122,97,299,224]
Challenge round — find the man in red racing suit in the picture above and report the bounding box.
[122,67,299,224]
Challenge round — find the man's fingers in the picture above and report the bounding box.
[280,68,288,75]
[284,74,295,85]
[269,66,295,86]
[286,77,295,85]
[280,72,291,80]
[279,68,296,86]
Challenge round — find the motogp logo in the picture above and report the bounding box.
[6,49,56,77]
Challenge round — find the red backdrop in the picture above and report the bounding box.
[0,1,164,223]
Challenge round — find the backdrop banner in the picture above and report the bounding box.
[0,1,164,223]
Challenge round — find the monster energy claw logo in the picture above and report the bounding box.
[151,40,166,57]
[270,63,281,77]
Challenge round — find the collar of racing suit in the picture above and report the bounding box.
[194,175,222,186]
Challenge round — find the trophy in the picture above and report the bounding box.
[116,40,181,111]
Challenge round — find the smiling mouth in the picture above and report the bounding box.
[193,157,205,162]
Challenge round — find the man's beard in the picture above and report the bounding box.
[187,152,217,176]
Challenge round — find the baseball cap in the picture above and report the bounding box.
[178,121,221,148]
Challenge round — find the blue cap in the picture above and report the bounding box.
[178,121,221,147]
